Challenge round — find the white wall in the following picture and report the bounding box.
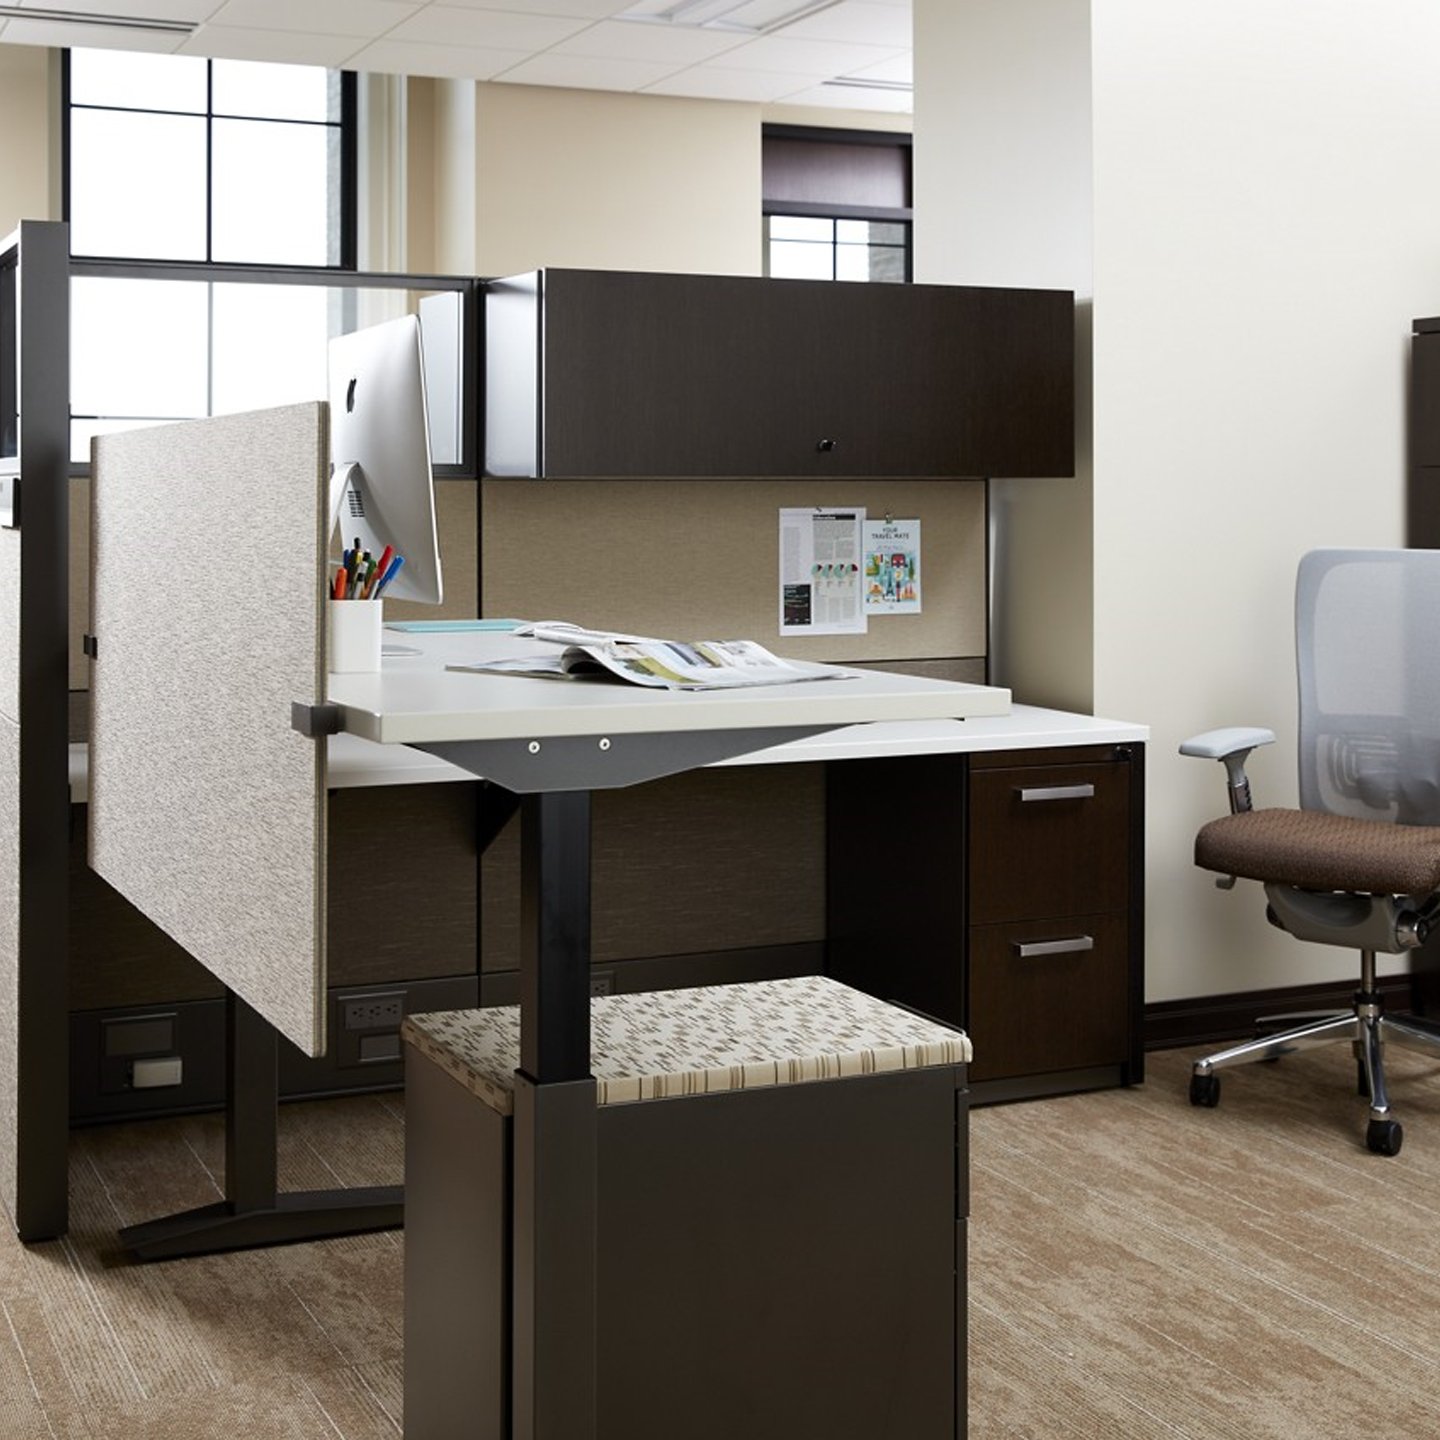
[0,46,54,235]
[918,0,1440,1002]
[1092,0,1440,1000]
[912,0,1094,714]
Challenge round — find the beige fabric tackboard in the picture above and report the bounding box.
[87,404,330,1058]
[0,714,18,1222]
[481,479,987,664]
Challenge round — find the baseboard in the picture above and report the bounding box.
[69,973,478,1126]
[1144,974,1415,1051]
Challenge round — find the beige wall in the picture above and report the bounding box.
[913,0,1093,715]
[0,46,54,235]
[470,83,763,279]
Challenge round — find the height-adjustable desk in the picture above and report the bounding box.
[324,629,1010,1440]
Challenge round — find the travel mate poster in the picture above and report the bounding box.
[862,517,922,614]
[778,507,866,637]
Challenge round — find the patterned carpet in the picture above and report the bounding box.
[1,1042,1438,1436]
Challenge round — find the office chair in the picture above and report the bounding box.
[1181,548,1440,1156]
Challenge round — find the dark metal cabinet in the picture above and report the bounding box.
[485,268,1075,480]
[1409,317,1440,546]
[827,743,1145,1102]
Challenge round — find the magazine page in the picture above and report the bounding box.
[447,636,847,690]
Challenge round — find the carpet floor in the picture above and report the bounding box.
[1,1041,1438,1437]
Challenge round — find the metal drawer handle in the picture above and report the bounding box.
[1017,783,1096,802]
[1013,935,1095,959]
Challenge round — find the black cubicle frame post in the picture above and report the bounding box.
[2,221,71,1242]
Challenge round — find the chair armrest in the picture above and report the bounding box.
[1179,727,1277,761]
[1179,727,1276,815]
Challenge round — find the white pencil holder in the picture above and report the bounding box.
[328,598,383,673]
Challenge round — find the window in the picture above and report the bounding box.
[65,49,355,267]
[762,126,912,284]
[63,49,360,461]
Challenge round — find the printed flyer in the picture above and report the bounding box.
[862,517,922,614]
[778,506,867,636]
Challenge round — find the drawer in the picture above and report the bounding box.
[966,912,1128,1082]
[968,760,1129,925]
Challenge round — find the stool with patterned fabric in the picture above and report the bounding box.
[402,975,971,1440]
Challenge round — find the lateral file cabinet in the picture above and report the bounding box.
[828,742,1145,1102]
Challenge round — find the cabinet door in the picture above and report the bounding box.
[967,912,1129,1081]
[538,270,1073,479]
[967,760,1130,925]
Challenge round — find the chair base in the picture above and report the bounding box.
[1190,998,1440,1155]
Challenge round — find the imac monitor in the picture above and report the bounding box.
[327,314,444,605]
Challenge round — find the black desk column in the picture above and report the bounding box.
[513,789,597,1440]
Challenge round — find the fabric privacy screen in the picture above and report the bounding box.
[88,403,330,1057]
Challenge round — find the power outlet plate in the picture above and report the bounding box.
[342,991,405,1031]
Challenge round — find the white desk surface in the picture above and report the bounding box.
[324,630,1014,746]
[68,648,1147,803]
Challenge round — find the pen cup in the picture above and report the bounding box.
[327,598,383,674]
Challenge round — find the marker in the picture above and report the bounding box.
[333,566,348,600]
[372,553,404,598]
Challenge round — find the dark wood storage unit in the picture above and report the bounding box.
[1410,316,1440,547]
[827,743,1145,1102]
[485,268,1074,480]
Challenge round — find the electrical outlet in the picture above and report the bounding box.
[589,971,615,997]
[342,991,405,1031]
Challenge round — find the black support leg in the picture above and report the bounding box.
[118,992,402,1262]
[513,790,597,1440]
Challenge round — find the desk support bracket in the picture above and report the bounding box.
[415,724,834,792]
[117,992,403,1262]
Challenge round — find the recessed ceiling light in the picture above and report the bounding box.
[0,5,196,33]
[617,0,843,37]
[823,76,912,93]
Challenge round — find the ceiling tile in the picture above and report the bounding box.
[0,17,188,48]
[346,36,532,78]
[492,50,680,90]
[778,1,908,48]
[780,78,909,112]
[643,64,814,102]
[552,17,747,64]
[440,0,631,15]
[206,0,417,38]
[182,23,362,64]
[387,5,591,49]
[16,0,225,19]
[705,33,902,78]
[844,49,909,83]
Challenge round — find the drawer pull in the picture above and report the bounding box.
[1017,783,1096,803]
[1013,935,1094,959]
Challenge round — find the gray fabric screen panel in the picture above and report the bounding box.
[88,403,330,1058]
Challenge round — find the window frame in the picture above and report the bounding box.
[762,123,913,284]
[61,50,357,271]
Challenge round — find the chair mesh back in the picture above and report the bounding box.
[1297,549,1440,825]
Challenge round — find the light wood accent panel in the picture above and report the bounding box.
[481,479,986,664]
[88,404,329,1058]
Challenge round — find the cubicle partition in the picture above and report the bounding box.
[88,403,330,1058]
[0,222,70,1242]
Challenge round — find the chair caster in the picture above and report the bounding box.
[1189,1072,1220,1108]
[1366,1118,1403,1156]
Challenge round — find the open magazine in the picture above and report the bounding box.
[447,623,847,691]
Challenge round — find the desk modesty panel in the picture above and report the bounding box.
[88,403,330,1059]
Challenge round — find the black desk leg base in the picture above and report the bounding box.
[120,991,404,1262]
[118,1186,403,1262]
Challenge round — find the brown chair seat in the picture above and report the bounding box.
[1196,807,1440,896]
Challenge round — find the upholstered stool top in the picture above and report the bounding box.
[1196,806,1440,896]
[402,975,972,1115]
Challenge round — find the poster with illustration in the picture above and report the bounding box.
[862,518,922,614]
